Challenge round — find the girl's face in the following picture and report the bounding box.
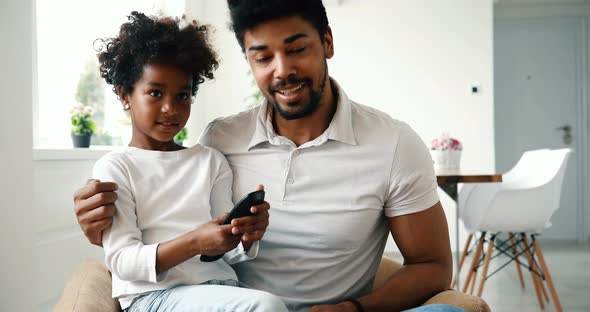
[122,63,193,151]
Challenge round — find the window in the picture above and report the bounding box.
[35,0,184,148]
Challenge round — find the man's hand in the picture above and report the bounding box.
[230,185,270,250]
[190,214,242,256]
[73,179,118,247]
[310,302,358,312]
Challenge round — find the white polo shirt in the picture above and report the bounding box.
[198,80,439,311]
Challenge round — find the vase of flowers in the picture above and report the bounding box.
[70,103,96,148]
[430,133,462,171]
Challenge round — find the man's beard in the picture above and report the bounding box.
[269,61,328,121]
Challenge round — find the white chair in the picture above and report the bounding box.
[454,149,550,288]
[455,148,572,312]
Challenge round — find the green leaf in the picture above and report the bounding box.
[174,128,188,142]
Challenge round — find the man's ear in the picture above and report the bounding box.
[116,86,130,110]
[323,26,334,59]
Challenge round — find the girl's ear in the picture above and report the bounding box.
[117,86,130,110]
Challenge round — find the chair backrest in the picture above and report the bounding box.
[502,148,551,183]
[535,148,572,215]
[460,148,572,233]
[458,148,550,213]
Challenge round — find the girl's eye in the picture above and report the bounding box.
[177,93,190,100]
[149,90,162,97]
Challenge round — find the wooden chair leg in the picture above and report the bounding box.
[528,237,550,303]
[469,239,485,296]
[534,239,563,312]
[522,233,545,310]
[463,246,478,293]
[452,233,474,288]
[509,233,525,289]
[462,253,478,294]
[463,233,485,293]
[477,235,495,297]
[539,276,550,303]
[469,267,478,295]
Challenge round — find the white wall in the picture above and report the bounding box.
[0,0,34,310]
[184,0,254,144]
[328,0,495,173]
[186,0,496,251]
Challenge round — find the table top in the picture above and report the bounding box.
[436,169,503,184]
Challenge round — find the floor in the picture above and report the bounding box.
[388,240,590,312]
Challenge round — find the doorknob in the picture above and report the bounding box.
[556,124,573,145]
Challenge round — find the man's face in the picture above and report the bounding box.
[243,16,334,120]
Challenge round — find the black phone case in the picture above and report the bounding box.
[200,190,265,262]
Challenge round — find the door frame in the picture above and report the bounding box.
[495,1,590,243]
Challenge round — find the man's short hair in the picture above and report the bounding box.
[227,0,330,51]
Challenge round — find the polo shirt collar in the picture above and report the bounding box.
[247,78,357,150]
[326,79,357,146]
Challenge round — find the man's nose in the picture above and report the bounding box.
[274,54,296,80]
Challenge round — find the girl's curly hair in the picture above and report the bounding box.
[96,11,218,97]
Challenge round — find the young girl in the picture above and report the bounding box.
[93,11,287,312]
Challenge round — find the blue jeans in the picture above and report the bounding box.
[404,304,466,312]
[126,279,288,312]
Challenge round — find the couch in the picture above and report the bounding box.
[54,257,491,312]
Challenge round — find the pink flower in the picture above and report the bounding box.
[431,138,440,149]
[431,134,462,151]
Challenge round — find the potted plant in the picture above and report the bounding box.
[430,133,462,171]
[70,103,96,148]
[174,128,188,146]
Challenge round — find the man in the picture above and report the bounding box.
[74,1,458,311]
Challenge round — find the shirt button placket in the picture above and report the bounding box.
[284,150,299,195]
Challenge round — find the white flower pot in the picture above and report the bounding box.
[431,150,462,171]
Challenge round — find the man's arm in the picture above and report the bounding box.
[73,179,118,246]
[311,201,452,312]
[358,201,452,311]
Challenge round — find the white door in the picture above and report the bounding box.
[494,16,585,241]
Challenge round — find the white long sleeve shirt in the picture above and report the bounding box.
[93,144,258,309]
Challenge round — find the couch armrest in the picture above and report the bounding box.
[375,256,491,312]
[54,260,121,312]
[425,290,491,312]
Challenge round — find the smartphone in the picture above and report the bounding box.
[200,190,265,262]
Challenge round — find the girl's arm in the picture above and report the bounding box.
[155,215,240,273]
[93,157,164,283]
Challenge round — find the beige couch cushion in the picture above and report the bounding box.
[425,291,491,312]
[55,257,490,312]
[54,260,120,312]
